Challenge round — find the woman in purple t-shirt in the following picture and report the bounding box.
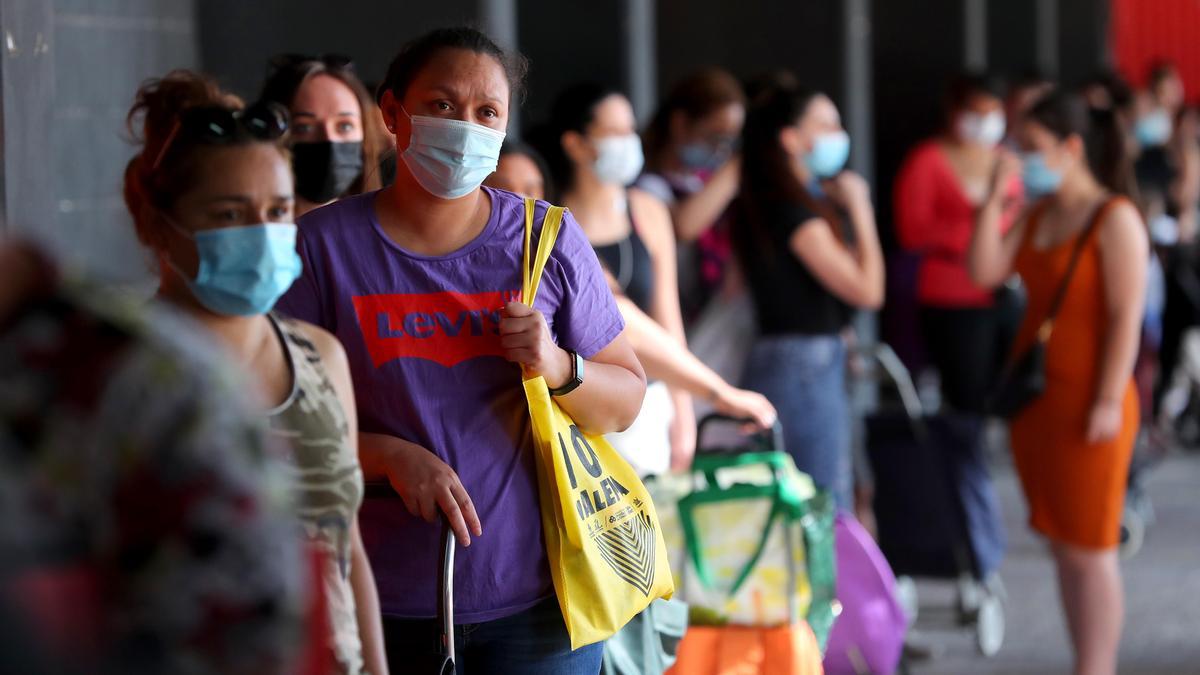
[276,27,645,674]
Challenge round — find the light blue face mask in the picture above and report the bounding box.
[679,141,726,172]
[1134,109,1172,148]
[168,222,302,316]
[400,108,507,199]
[804,130,851,178]
[1020,152,1064,198]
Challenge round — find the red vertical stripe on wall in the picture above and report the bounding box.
[1113,0,1200,102]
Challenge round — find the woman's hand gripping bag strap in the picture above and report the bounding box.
[520,197,674,650]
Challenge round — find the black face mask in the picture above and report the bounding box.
[291,141,363,204]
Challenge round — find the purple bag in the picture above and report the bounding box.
[823,514,907,675]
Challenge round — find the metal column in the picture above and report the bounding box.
[478,0,521,137]
[620,0,657,125]
[0,0,54,235]
[843,0,878,415]
[843,0,874,185]
[1036,0,1059,78]
[965,0,988,70]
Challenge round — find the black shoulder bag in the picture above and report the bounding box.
[988,198,1112,419]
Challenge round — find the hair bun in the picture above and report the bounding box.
[122,70,245,248]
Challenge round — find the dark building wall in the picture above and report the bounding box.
[871,0,966,241]
[196,0,479,100]
[988,0,1039,78]
[1058,0,1111,86]
[50,0,199,283]
[656,0,844,108]
[516,1,624,128]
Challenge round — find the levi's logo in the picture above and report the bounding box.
[352,290,521,368]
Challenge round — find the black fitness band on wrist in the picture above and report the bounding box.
[548,350,584,397]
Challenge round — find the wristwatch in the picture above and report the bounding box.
[548,350,584,397]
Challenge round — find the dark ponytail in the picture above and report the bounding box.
[1026,90,1138,199]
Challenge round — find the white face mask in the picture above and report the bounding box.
[592,134,645,186]
[400,108,507,200]
[957,111,1006,147]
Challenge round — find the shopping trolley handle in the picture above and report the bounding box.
[437,521,456,673]
[696,413,785,456]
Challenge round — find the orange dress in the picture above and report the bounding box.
[1008,198,1139,549]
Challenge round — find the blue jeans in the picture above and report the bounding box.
[741,333,852,509]
[381,598,603,674]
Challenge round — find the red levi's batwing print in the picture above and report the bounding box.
[352,289,523,368]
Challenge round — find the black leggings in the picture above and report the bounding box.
[919,301,1021,414]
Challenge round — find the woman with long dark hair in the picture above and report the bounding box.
[533,84,774,473]
[970,91,1147,675]
[734,84,884,508]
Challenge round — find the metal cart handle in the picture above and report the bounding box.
[437,523,456,674]
[696,413,785,456]
[872,343,926,422]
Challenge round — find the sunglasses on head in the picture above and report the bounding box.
[151,102,289,171]
[268,52,355,73]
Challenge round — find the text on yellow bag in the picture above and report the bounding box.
[520,197,674,650]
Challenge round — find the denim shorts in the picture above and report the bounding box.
[741,333,852,509]
[381,597,603,674]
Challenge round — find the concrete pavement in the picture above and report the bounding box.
[905,450,1200,675]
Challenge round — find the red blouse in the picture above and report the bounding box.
[894,139,1023,307]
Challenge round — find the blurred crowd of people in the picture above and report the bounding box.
[1,23,1193,675]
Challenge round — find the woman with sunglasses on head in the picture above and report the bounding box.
[122,70,387,675]
[969,92,1146,675]
[275,28,645,673]
[734,84,885,510]
[260,54,391,217]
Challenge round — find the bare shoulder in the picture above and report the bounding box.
[627,187,675,246]
[1096,198,1148,257]
[1099,198,1147,241]
[290,319,349,369]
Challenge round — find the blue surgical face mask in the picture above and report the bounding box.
[400,108,507,199]
[804,130,851,178]
[167,221,302,316]
[592,134,645,186]
[678,141,725,172]
[1020,152,1064,198]
[1134,109,1172,148]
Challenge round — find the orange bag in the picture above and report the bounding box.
[668,623,825,675]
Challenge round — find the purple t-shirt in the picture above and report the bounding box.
[277,187,624,622]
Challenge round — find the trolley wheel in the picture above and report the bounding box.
[975,592,1005,657]
[895,575,919,626]
[1119,506,1146,560]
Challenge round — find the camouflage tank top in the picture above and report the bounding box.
[267,314,365,674]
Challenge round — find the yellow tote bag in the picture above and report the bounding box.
[520,197,674,650]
